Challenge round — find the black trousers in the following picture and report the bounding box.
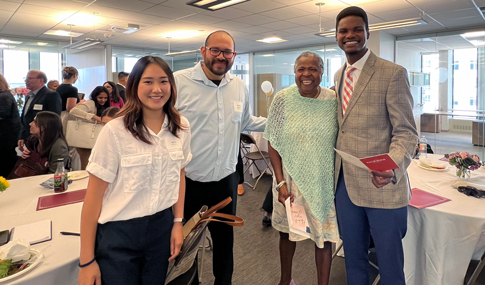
[95,208,173,285]
[261,185,273,213]
[184,172,239,285]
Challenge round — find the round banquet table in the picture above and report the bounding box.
[404,154,485,285]
[0,174,88,284]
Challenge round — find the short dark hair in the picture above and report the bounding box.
[204,30,235,51]
[37,71,48,84]
[118,72,129,80]
[336,6,369,31]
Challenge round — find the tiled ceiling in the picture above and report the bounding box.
[0,0,484,55]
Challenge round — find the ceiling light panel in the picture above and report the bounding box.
[187,0,250,11]
[163,30,202,39]
[257,37,287,43]
[44,30,84,37]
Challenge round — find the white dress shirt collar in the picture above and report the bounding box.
[346,49,371,72]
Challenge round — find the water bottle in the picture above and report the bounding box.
[54,158,68,193]
[419,136,428,158]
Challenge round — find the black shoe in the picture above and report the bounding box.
[262,216,271,227]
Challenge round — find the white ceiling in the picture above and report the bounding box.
[0,0,484,55]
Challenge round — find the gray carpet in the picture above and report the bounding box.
[196,173,485,285]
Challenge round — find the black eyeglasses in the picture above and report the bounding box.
[205,47,235,59]
[457,186,485,198]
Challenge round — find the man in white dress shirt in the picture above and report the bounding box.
[174,30,266,285]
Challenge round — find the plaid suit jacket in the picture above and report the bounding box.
[334,51,418,209]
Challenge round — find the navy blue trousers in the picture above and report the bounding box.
[95,208,173,285]
[335,172,407,285]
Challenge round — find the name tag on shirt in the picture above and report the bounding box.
[169,151,184,160]
[33,104,43,110]
[165,137,182,150]
[233,101,243,112]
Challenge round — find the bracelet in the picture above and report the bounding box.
[275,180,286,191]
[174,218,183,223]
[78,257,96,268]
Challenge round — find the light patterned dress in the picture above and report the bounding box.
[270,88,339,248]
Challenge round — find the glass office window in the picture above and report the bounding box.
[40,52,61,82]
[123,57,138,73]
[3,50,29,87]
[453,48,477,111]
[112,56,117,72]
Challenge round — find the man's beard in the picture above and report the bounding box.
[204,57,232,76]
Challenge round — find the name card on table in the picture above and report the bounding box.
[36,189,87,211]
[285,198,311,238]
[10,219,52,245]
[335,149,399,172]
[409,188,451,209]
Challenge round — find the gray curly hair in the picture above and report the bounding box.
[294,51,324,73]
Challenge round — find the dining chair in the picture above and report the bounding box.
[165,220,210,285]
[332,237,380,285]
[239,133,273,190]
[467,250,485,285]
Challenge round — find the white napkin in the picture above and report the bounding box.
[0,239,31,262]
[451,176,485,191]
[419,157,447,169]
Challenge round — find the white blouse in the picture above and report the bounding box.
[86,115,192,224]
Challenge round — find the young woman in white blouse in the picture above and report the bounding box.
[78,56,192,285]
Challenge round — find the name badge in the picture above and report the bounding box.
[165,137,182,150]
[33,104,43,111]
[169,151,184,160]
[233,101,243,113]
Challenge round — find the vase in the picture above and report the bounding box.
[456,167,471,180]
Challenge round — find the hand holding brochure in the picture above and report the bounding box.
[335,149,399,172]
[285,198,311,238]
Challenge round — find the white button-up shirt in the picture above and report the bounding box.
[86,116,192,224]
[174,62,266,182]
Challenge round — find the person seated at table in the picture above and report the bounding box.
[21,111,69,173]
[103,81,125,109]
[264,51,339,285]
[78,56,191,285]
[68,86,110,170]
[100,107,120,125]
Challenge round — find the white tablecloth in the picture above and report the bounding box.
[404,154,485,285]
[248,132,272,179]
[1,174,88,284]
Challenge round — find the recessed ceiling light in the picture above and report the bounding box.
[187,0,250,11]
[56,12,100,27]
[0,39,22,44]
[44,30,84,37]
[37,42,48,46]
[257,37,287,44]
[468,39,485,46]
[262,54,274,57]
[461,31,485,38]
[162,30,201,39]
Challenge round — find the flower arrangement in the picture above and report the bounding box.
[0,176,10,193]
[10,87,29,110]
[445,152,481,179]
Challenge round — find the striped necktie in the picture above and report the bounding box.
[342,67,356,115]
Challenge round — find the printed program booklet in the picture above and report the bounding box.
[335,149,399,172]
[285,198,311,238]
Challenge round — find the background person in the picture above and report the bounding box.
[174,30,266,285]
[0,74,21,177]
[57,66,83,113]
[100,107,120,125]
[333,6,418,285]
[264,52,338,285]
[117,71,129,102]
[18,70,61,152]
[68,86,110,169]
[47,80,59,91]
[78,56,191,285]
[103,81,125,109]
[21,111,69,173]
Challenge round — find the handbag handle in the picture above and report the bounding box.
[199,197,232,220]
[199,212,244,227]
